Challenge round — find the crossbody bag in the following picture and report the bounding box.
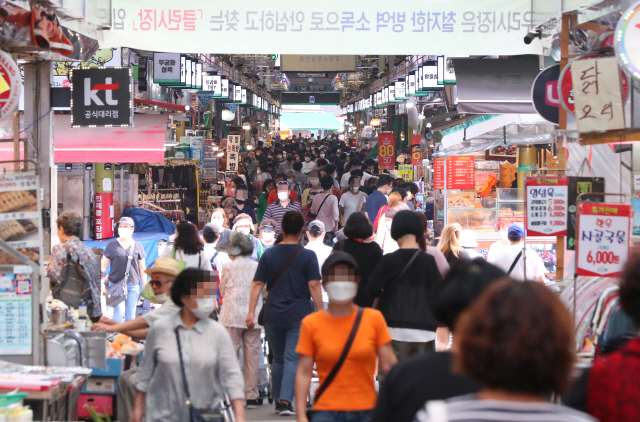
[508,251,523,275]
[105,243,135,308]
[372,249,421,309]
[307,306,364,420]
[307,193,330,220]
[257,246,304,326]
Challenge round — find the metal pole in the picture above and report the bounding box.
[119,164,124,217]
[82,167,91,240]
[443,156,448,227]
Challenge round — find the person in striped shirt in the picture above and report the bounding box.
[262,181,302,236]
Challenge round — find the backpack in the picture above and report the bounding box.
[52,244,91,309]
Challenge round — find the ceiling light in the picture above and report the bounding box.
[243,123,251,130]
[104,163,112,171]
[221,105,235,121]
[85,163,93,171]
[370,118,381,127]
[64,163,73,171]
[246,145,253,150]
[184,105,190,111]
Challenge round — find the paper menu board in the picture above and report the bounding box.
[525,176,568,236]
[226,135,241,172]
[0,274,32,355]
[434,156,476,190]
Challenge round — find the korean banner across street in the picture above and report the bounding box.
[102,0,543,55]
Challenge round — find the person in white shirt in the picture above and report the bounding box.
[310,176,339,245]
[301,152,317,174]
[459,230,485,260]
[339,175,367,226]
[305,220,333,304]
[487,221,511,263]
[488,223,547,283]
[339,159,371,188]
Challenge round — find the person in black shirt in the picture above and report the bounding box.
[371,258,506,422]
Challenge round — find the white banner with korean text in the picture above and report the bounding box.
[102,0,542,55]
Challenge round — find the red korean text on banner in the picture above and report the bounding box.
[378,132,395,170]
[411,134,422,166]
[525,176,568,236]
[95,192,114,240]
[433,156,475,190]
[576,203,630,278]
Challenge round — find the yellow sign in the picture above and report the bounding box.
[398,165,413,181]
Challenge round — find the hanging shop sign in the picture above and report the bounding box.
[411,134,422,166]
[577,203,630,277]
[196,92,214,108]
[378,132,395,170]
[434,156,475,190]
[94,192,114,239]
[0,51,21,123]
[441,56,457,84]
[70,67,133,128]
[226,135,241,172]
[567,177,605,250]
[398,165,413,181]
[571,57,625,133]
[153,52,181,84]
[558,54,630,116]
[525,175,568,236]
[614,1,640,80]
[281,55,356,72]
[103,0,542,56]
[531,64,560,124]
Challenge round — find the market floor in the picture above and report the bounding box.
[245,403,296,422]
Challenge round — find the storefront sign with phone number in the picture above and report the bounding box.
[577,203,630,277]
[526,176,568,236]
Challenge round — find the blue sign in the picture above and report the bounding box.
[196,91,215,107]
[228,103,239,113]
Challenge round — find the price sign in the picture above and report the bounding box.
[411,134,422,166]
[434,156,475,190]
[577,203,630,277]
[398,165,413,181]
[526,176,568,236]
[378,132,395,170]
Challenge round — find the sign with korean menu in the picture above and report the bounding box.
[433,156,475,190]
[0,286,32,355]
[525,176,568,236]
[577,203,630,277]
[70,67,133,127]
[226,135,241,172]
[377,132,395,170]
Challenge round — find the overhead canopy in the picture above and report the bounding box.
[453,57,540,114]
[280,112,343,131]
[54,114,167,163]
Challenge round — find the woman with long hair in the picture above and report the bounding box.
[375,192,403,255]
[160,221,213,271]
[438,223,470,266]
[257,179,275,223]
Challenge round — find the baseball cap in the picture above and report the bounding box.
[260,219,277,231]
[508,223,525,238]
[118,217,135,227]
[308,220,325,234]
[202,223,220,238]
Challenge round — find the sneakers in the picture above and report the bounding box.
[246,399,260,409]
[275,400,282,414]
[279,402,296,416]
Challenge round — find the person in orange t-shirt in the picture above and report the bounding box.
[267,173,299,206]
[295,253,397,422]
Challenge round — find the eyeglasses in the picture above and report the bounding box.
[149,280,171,288]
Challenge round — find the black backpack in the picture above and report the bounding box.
[52,244,91,309]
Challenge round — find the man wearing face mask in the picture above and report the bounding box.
[301,153,316,175]
[339,176,368,226]
[232,214,263,263]
[234,185,257,225]
[259,220,277,250]
[279,153,295,173]
[267,173,299,206]
[365,174,393,224]
[262,181,303,236]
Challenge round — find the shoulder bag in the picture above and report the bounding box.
[257,246,304,326]
[508,251,523,275]
[307,193,330,220]
[53,243,91,309]
[105,243,135,308]
[306,306,364,420]
[372,249,421,309]
[175,328,224,422]
[171,248,189,272]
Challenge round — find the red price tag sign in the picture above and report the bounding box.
[378,132,396,170]
[577,203,630,277]
[526,176,568,236]
[411,134,422,166]
[433,156,475,190]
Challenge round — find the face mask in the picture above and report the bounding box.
[256,170,262,175]
[287,178,294,184]
[337,150,341,154]
[237,227,251,236]
[119,227,133,239]
[262,232,275,242]
[187,297,216,320]
[287,157,293,161]
[309,178,319,185]
[352,186,360,192]
[305,157,311,162]
[365,144,370,147]
[320,154,325,158]
[325,282,357,304]
[277,155,283,160]
[407,193,413,201]
[332,172,337,178]
[277,191,289,201]
[236,199,245,205]
[140,283,168,304]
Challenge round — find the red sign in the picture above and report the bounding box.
[525,176,569,236]
[498,216,525,229]
[559,54,629,116]
[95,192,114,240]
[577,203,630,277]
[434,156,475,190]
[411,134,422,166]
[378,132,395,170]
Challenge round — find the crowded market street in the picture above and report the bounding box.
[0,0,638,421]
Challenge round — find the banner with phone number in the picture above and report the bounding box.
[526,176,568,236]
[577,203,630,278]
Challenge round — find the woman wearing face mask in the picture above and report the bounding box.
[101,217,147,323]
[234,185,258,225]
[259,219,277,250]
[295,253,397,422]
[375,192,403,255]
[210,207,232,244]
[159,221,214,272]
[257,179,276,223]
[302,153,316,175]
[254,165,270,193]
[232,214,263,263]
[131,269,246,422]
[302,170,323,221]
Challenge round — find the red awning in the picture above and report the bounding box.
[54,114,168,163]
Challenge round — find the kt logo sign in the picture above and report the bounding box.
[71,67,132,127]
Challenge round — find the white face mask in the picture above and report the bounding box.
[155,293,168,303]
[305,157,311,162]
[187,297,216,320]
[352,186,359,192]
[237,227,251,236]
[309,178,319,185]
[256,170,262,175]
[119,227,134,239]
[287,178,294,184]
[261,232,275,242]
[320,154,325,158]
[325,282,358,304]
[332,172,337,178]
[277,191,289,201]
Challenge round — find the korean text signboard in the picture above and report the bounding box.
[71,67,133,127]
[411,134,422,166]
[226,135,241,172]
[153,52,180,83]
[577,203,630,277]
[434,156,475,190]
[378,132,395,170]
[571,57,625,133]
[526,176,568,236]
[398,165,413,181]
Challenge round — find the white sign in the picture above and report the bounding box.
[226,135,241,172]
[614,2,640,81]
[571,57,625,133]
[525,176,568,236]
[577,203,630,277]
[153,53,181,83]
[102,0,542,56]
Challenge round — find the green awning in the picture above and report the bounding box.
[280,112,342,130]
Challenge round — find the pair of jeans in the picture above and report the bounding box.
[110,283,140,323]
[312,410,374,422]
[264,320,301,404]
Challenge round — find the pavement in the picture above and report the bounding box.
[245,403,297,422]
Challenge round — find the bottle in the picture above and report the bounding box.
[78,302,87,331]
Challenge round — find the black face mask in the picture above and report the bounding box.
[236,199,245,205]
[287,157,293,161]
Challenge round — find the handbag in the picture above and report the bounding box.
[307,307,364,420]
[175,328,224,422]
[52,243,91,309]
[372,250,421,309]
[171,248,188,272]
[257,246,304,326]
[105,243,135,308]
[307,193,330,220]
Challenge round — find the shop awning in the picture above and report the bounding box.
[452,57,540,114]
[279,112,343,131]
[54,114,168,163]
